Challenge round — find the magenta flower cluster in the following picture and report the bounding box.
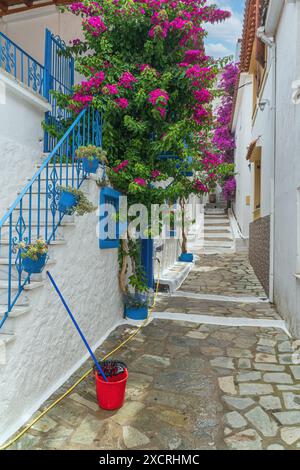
[148,88,169,118]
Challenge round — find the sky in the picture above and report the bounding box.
[205,0,245,59]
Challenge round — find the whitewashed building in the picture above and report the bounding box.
[232,0,300,337]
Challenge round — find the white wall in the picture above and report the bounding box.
[252,48,274,219]
[232,73,253,238]
[0,71,50,216]
[273,1,300,337]
[0,180,124,445]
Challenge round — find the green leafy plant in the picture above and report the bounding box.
[75,145,108,162]
[56,0,231,294]
[58,186,96,216]
[19,239,48,261]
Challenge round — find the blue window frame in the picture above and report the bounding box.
[99,188,121,249]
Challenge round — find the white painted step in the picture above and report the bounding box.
[0,280,44,291]
[204,234,233,241]
[0,305,31,334]
[0,304,31,317]
[0,333,15,346]
[203,240,233,247]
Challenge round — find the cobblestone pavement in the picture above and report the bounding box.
[155,296,280,320]
[180,253,266,298]
[6,251,300,451]
[8,320,300,451]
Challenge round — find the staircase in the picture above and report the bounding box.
[0,107,102,356]
[202,205,234,254]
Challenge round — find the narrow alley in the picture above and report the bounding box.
[7,210,299,451]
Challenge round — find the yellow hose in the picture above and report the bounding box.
[0,267,160,451]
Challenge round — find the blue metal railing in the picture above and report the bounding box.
[0,107,102,330]
[0,31,45,97]
[44,29,75,152]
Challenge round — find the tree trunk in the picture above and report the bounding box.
[119,239,129,294]
[180,197,187,254]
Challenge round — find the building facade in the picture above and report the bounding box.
[232,0,300,337]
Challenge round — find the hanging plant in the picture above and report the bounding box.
[58,186,96,216]
[76,145,108,173]
[19,239,49,274]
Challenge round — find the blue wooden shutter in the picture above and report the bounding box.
[99,188,121,249]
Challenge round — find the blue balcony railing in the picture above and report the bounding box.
[0,107,102,330]
[0,31,45,97]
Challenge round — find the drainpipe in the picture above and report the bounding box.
[256,28,276,303]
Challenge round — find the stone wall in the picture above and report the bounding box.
[249,215,270,296]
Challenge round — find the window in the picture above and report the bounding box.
[99,187,121,249]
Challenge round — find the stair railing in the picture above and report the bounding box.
[0,31,45,98]
[0,107,102,330]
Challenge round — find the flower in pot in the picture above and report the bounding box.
[58,186,96,215]
[19,239,48,274]
[76,145,108,174]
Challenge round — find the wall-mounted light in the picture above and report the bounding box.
[258,99,270,112]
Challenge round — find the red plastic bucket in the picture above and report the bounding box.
[95,368,128,410]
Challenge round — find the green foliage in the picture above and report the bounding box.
[19,239,48,261]
[58,186,96,216]
[75,145,108,162]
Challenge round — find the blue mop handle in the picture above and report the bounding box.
[46,271,108,382]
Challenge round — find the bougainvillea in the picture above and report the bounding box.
[212,62,239,200]
[61,0,231,292]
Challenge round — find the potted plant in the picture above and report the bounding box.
[19,239,49,274]
[124,292,149,321]
[76,145,107,174]
[58,186,96,215]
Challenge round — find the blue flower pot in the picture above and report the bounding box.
[125,306,148,321]
[168,230,176,238]
[58,190,78,214]
[22,253,48,274]
[82,157,99,174]
[179,253,194,263]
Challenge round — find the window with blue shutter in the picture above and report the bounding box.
[99,188,121,249]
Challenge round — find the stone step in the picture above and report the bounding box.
[10,209,75,225]
[0,305,31,334]
[0,333,15,346]
[0,257,55,280]
[1,221,76,239]
[0,280,44,291]
[0,280,43,306]
[0,238,66,258]
[203,240,233,247]
[204,220,229,225]
[204,235,233,241]
[204,228,232,234]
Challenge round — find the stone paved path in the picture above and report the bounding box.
[181,253,266,298]
[5,239,300,450]
[8,320,300,450]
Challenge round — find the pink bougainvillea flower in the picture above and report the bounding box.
[112,160,129,173]
[148,89,169,106]
[115,97,129,109]
[118,71,138,89]
[103,84,119,95]
[84,16,107,37]
[193,88,211,104]
[134,178,147,187]
[151,170,161,179]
